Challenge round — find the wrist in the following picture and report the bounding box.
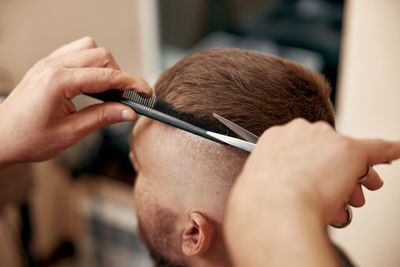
[0,103,16,169]
[224,182,335,267]
[257,184,326,231]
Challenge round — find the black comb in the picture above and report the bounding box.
[85,90,228,143]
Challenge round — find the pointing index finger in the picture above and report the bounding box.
[360,139,400,165]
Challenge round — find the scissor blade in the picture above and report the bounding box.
[206,131,255,152]
[212,113,259,143]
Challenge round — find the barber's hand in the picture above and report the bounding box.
[228,118,399,227]
[224,119,400,266]
[0,37,152,167]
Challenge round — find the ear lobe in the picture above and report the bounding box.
[182,212,214,257]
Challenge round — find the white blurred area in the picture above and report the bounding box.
[332,1,400,267]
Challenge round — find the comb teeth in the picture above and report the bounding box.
[121,90,157,109]
[120,90,228,135]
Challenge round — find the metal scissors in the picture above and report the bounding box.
[207,113,258,152]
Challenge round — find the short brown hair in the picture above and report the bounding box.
[137,48,335,266]
[155,48,334,135]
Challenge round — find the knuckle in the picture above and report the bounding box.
[81,36,97,48]
[258,124,281,143]
[106,68,120,81]
[97,47,113,67]
[291,117,308,126]
[267,124,281,134]
[259,127,273,140]
[286,118,309,131]
[313,121,332,132]
[42,66,65,86]
[35,57,52,69]
[381,139,394,151]
[98,47,111,58]
[97,108,110,128]
[378,140,396,162]
[131,76,151,92]
[61,124,75,138]
[58,124,78,145]
[130,78,140,90]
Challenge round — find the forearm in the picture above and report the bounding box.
[224,189,340,267]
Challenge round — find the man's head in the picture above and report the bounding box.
[130,48,335,266]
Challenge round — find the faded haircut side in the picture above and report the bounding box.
[135,48,335,266]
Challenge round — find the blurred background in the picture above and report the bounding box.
[0,0,399,266]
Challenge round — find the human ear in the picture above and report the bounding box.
[181,212,214,257]
[129,151,140,172]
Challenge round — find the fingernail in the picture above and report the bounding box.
[122,109,135,121]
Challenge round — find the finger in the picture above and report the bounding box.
[359,139,400,165]
[348,184,365,207]
[360,168,384,191]
[48,36,97,58]
[63,102,137,140]
[52,47,120,69]
[61,68,153,99]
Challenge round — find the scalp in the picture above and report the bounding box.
[133,119,248,183]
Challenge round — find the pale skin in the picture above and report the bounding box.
[0,37,152,168]
[1,38,399,267]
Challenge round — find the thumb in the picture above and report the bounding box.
[65,102,137,139]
